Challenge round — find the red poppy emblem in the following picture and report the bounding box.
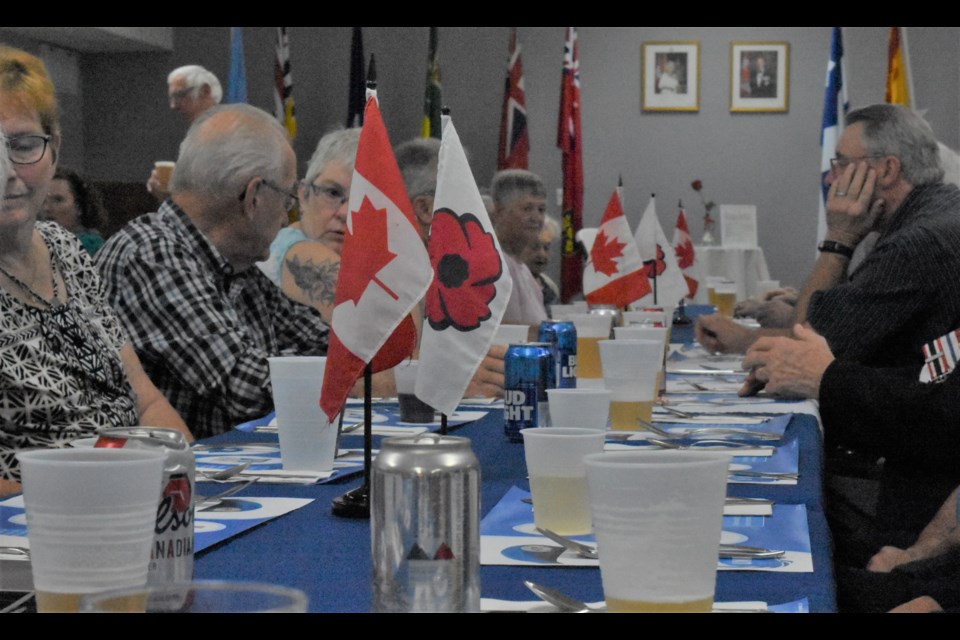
[643,245,667,278]
[425,209,503,332]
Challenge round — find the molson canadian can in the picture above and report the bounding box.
[538,321,577,389]
[94,427,194,585]
[371,434,480,612]
[504,343,555,442]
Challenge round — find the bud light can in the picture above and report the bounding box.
[95,427,195,585]
[538,321,577,389]
[504,343,555,442]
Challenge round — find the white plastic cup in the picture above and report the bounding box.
[568,314,614,387]
[494,324,530,346]
[80,579,309,613]
[756,279,781,295]
[714,283,738,317]
[17,448,167,613]
[599,339,662,379]
[584,450,731,613]
[268,356,338,471]
[393,360,436,423]
[622,310,667,327]
[547,388,611,430]
[614,325,668,346]
[522,428,606,536]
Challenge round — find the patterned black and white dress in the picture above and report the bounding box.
[0,222,138,482]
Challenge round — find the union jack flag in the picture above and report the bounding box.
[497,27,529,170]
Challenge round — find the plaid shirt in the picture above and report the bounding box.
[96,201,328,438]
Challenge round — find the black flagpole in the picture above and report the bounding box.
[650,193,658,306]
[331,59,378,519]
[331,363,373,518]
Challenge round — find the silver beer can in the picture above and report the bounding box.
[371,434,480,612]
[94,427,195,585]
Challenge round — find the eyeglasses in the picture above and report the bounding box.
[828,155,885,172]
[169,86,196,102]
[260,179,299,212]
[6,134,51,165]
[305,182,349,208]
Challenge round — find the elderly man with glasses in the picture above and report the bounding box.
[698,104,960,571]
[98,104,327,439]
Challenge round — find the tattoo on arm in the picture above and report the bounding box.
[285,255,340,307]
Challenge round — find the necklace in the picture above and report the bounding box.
[0,249,63,309]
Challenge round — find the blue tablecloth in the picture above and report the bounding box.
[193,409,836,612]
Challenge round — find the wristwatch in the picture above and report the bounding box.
[817,240,854,258]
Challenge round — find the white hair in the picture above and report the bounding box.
[168,65,223,104]
[543,215,561,238]
[304,128,360,186]
[171,104,289,204]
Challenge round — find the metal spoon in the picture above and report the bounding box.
[194,478,257,511]
[537,527,598,559]
[524,581,604,613]
[646,437,775,452]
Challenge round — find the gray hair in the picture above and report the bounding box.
[491,169,546,207]
[304,128,360,186]
[542,215,561,239]
[168,65,223,104]
[846,104,944,186]
[171,104,289,203]
[394,137,440,198]
[0,128,9,201]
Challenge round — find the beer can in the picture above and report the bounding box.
[94,427,195,585]
[371,434,480,612]
[504,343,555,442]
[538,321,578,389]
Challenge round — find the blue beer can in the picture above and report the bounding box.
[538,321,578,389]
[504,343,555,442]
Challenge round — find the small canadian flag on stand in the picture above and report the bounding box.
[582,189,650,307]
[320,92,433,421]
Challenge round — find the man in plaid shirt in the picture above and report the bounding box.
[98,105,327,438]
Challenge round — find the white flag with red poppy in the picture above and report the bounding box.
[320,94,433,421]
[633,195,689,308]
[416,116,513,416]
[672,207,700,300]
[583,190,650,307]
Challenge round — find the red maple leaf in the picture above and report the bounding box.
[338,196,398,305]
[591,228,625,277]
[675,239,694,269]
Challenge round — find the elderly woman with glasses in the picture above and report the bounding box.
[259,128,357,323]
[0,46,191,496]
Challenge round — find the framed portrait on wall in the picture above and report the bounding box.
[642,42,699,112]
[730,42,789,112]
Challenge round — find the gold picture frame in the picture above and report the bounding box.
[730,42,789,113]
[642,41,700,112]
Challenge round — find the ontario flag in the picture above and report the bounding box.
[583,190,650,307]
[320,93,433,421]
[497,27,529,170]
[558,26,583,303]
[416,115,513,416]
[672,206,700,300]
[633,195,689,308]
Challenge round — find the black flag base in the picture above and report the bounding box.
[674,298,692,326]
[332,483,370,519]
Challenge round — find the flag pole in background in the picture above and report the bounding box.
[420,27,442,139]
[497,27,529,170]
[273,27,296,141]
[558,27,584,303]
[634,194,689,312]
[225,27,247,104]
[815,27,848,246]
[347,27,365,127]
